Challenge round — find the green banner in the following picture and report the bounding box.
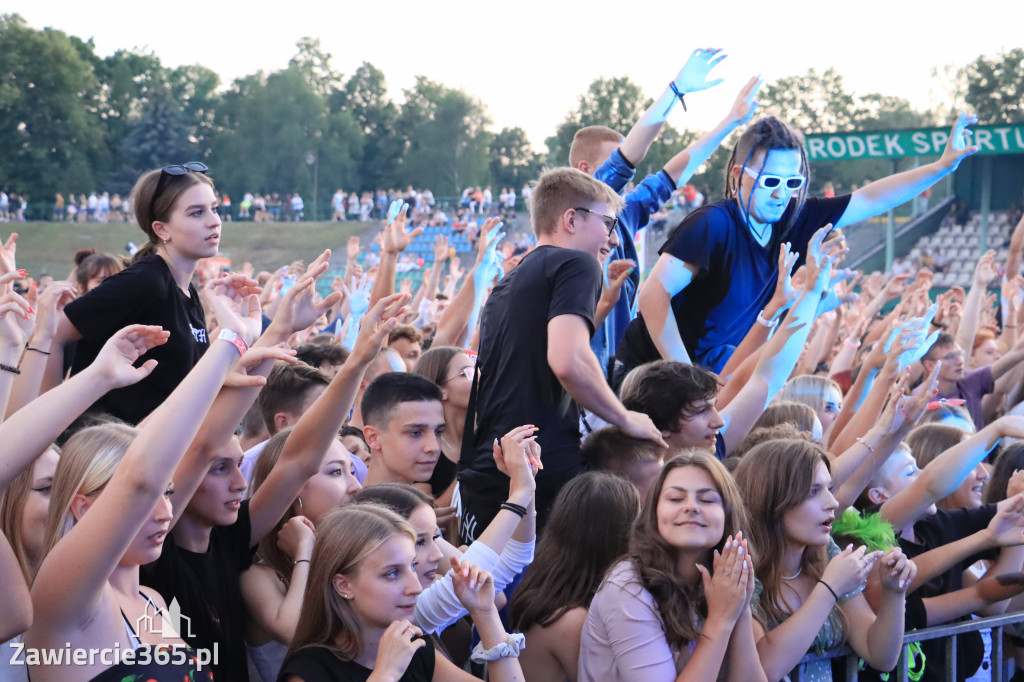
[805,123,1024,161]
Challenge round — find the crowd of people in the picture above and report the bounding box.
[1,47,1024,682]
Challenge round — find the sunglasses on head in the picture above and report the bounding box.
[743,166,806,191]
[150,161,209,219]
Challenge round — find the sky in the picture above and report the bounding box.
[12,0,1024,151]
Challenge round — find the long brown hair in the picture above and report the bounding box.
[630,451,750,650]
[250,428,297,582]
[733,439,837,632]
[130,166,215,263]
[288,504,415,661]
[511,472,639,630]
[0,446,60,581]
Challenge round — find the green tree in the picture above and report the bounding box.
[488,126,539,190]
[546,76,649,168]
[336,62,402,190]
[289,37,343,98]
[962,48,1024,124]
[758,67,858,135]
[400,77,491,194]
[0,15,105,198]
[113,84,195,192]
[166,64,221,154]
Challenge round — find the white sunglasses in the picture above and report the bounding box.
[743,166,806,191]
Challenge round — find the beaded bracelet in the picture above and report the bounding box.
[0,362,20,375]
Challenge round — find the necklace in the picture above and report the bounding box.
[782,566,802,580]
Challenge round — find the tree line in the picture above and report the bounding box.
[1,13,1020,208]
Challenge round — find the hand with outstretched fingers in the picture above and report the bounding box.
[383,201,421,255]
[940,112,980,173]
[725,75,763,128]
[341,273,373,351]
[350,292,410,365]
[205,274,263,346]
[90,324,170,388]
[673,48,727,94]
[273,251,343,336]
[223,344,297,389]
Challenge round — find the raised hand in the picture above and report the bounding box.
[450,557,496,614]
[725,75,763,128]
[984,494,1024,547]
[821,544,883,597]
[205,273,263,345]
[90,324,170,388]
[31,280,77,342]
[876,548,916,593]
[346,235,361,261]
[0,233,17,286]
[350,292,410,365]
[432,234,450,265]
[940,112,980,173]
[974,250,998,287]
[492,424,540,501]
[270,250,342,336]
[383,201,421,255]
[0,288,34,351]
[673,48,727,94]
[341,273,373,352]
[223,344,297,388]
[698,532,753,627]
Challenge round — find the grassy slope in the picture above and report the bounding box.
[7,220,372,278]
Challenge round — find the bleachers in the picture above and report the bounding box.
[362,220,477,287]
[910,211,1013,287]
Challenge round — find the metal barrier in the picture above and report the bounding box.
[794,611,1024,681]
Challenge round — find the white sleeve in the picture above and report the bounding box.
[413,541,501,635]
[490,538,535,592]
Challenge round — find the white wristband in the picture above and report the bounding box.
[756,309,779,329]
[217,328,248,357]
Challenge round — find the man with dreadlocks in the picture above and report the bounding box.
[614,112,979,377]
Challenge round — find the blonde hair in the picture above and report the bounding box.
[288,504,416,662]
[568,126,624,171]
[775,375,842,419]
[40,424,137,566]
[0,446,60,581]
[753,401,818,435]
[529,167,625,238]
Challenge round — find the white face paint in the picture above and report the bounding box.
[812,415,823,443]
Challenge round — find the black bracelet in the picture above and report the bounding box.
[500,502,527,518]
[0,362,20,375]
[293,558,311,566]
[25,347,51,355]
[668,81,687,111]
[817,579,839,602]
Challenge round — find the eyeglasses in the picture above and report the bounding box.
[150,161,209,219]
[573,207,619,237]
[443,366,474,383]
[938,349,966,362]
[743,166,806,191]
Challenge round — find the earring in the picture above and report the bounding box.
[162,239,168,245]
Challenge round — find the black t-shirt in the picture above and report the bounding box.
[141,501,254,682]
[615,195,851,372]
[278,640,435,682]
[427,452,457,498]
[899,506,996,682]
[65,255,209,424]
[460,245,601,507]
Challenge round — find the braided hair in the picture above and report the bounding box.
[724,117,810,244]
